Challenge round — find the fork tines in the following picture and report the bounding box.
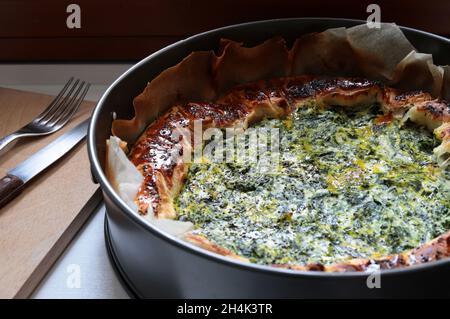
[36,78,91,129]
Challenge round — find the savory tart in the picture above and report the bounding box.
[112,75,450,272]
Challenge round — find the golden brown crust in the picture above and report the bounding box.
[184,233,249,263]
[127,75,450,270]
[112,25,447,145]
[184,229,450,273]
[272,231,450,272]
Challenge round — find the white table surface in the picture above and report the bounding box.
[0,64,134,299]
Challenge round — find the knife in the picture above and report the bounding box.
[0,119,89,209]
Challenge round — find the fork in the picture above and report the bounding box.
[0,78,91,153]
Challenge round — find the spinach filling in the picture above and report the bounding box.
[175,103,450,265]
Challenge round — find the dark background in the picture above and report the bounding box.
[1,0,449,62]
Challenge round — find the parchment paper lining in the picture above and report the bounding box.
[112,23,450,143]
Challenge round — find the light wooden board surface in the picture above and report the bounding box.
[0,87,99,298]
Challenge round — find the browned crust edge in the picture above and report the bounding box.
[112,25,448,144]
[186,230,450,272]
[271,230,450,272]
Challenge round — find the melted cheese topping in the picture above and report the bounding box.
[175,103,450,265]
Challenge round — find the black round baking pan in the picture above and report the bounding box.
[104,216,139,299]
[88,18,450,298]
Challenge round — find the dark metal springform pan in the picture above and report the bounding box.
[88,18,450,298]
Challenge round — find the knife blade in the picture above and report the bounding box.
[0,119,89,208]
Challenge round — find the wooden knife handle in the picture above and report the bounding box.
[0,174,24,209]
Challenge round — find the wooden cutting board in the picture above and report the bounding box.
[0,87,101,299]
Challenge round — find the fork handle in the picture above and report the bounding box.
[0,174,24,209]
[0,132,21,154]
